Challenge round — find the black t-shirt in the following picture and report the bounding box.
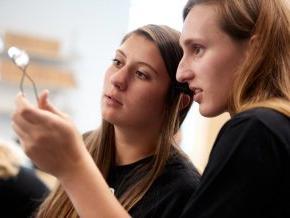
[181,108,290,218]
[108,152,200,218]
[0,167,49,218]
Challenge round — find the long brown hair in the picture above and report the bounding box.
[183,0,290,116]
[36,24,193,217]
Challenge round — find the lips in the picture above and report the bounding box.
[191,87,203,103]
[104,94,123,105]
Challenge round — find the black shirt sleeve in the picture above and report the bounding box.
[181,108,290,218]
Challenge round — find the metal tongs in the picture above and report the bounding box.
[8,46,39,102]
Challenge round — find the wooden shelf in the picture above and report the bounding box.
[0,30,77,116]
[4,31,60,59]
[0,60,76,89]
[0,31,77,89]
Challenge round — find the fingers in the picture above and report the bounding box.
[38,90,68,118]
[12,109,35,130]
[12,121,39,160]
[15,92,50,124]
[11,121,29,141]
[13,90,71,140]
[12,102,38,146]
[38,89,49,109]
[15,92,34,112]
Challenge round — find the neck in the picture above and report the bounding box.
[113,125,160,165]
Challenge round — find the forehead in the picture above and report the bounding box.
[181,4,221,44]
[119,34,167,73]
[119,34,158,60]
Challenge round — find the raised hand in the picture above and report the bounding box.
[12,91,89,179]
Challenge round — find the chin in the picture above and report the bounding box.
[102,111,115,123]
[199,106,225,118]
[102,114,126,126]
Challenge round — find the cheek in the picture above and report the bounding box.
[215,47,244,79]
[131,88,168,114]
[198,57,235,105]
[207,67,234,99]
[205,53,237,85]
[137,91,165,107]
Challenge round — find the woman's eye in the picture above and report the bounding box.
[192,45,204,56]
[135,71,147,80]
[112,58,122,67]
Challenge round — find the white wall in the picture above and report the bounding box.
[128,0,187,31]
[0,0,131,141]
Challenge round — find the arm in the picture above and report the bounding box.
[12,91,130,218]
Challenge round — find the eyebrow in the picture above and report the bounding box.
[180,38,194,48]
[115,49,158,75]
[116,49,127,58]
[180,37,204,47]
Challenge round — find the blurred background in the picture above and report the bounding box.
[0,0,230,175]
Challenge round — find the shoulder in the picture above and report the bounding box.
[133,153,200,217]
[221,108,290,145]
[207,108,290,174]
[82,130,98,140]
[183,109,290,218]
[82,130,99,150]
[216,107,290,150]
[16,167,49,193]
[232,107,289,127]
[0,167,48,197]
[156,152,200,193]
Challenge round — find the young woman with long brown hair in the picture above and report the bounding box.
[177,0,290,217]
[12,24,200,217]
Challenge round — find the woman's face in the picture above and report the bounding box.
[177,4,248,117]
[102,34,170,129]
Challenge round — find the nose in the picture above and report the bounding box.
[176,57,194,83]
[110,67,128,91]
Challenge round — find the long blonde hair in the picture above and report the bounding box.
[0,143,20,179]
[36,24,193,217]
[183,0,290,116]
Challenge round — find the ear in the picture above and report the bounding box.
[241,34,258,61]
[180,93,192,111]
[247,34,259,53]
